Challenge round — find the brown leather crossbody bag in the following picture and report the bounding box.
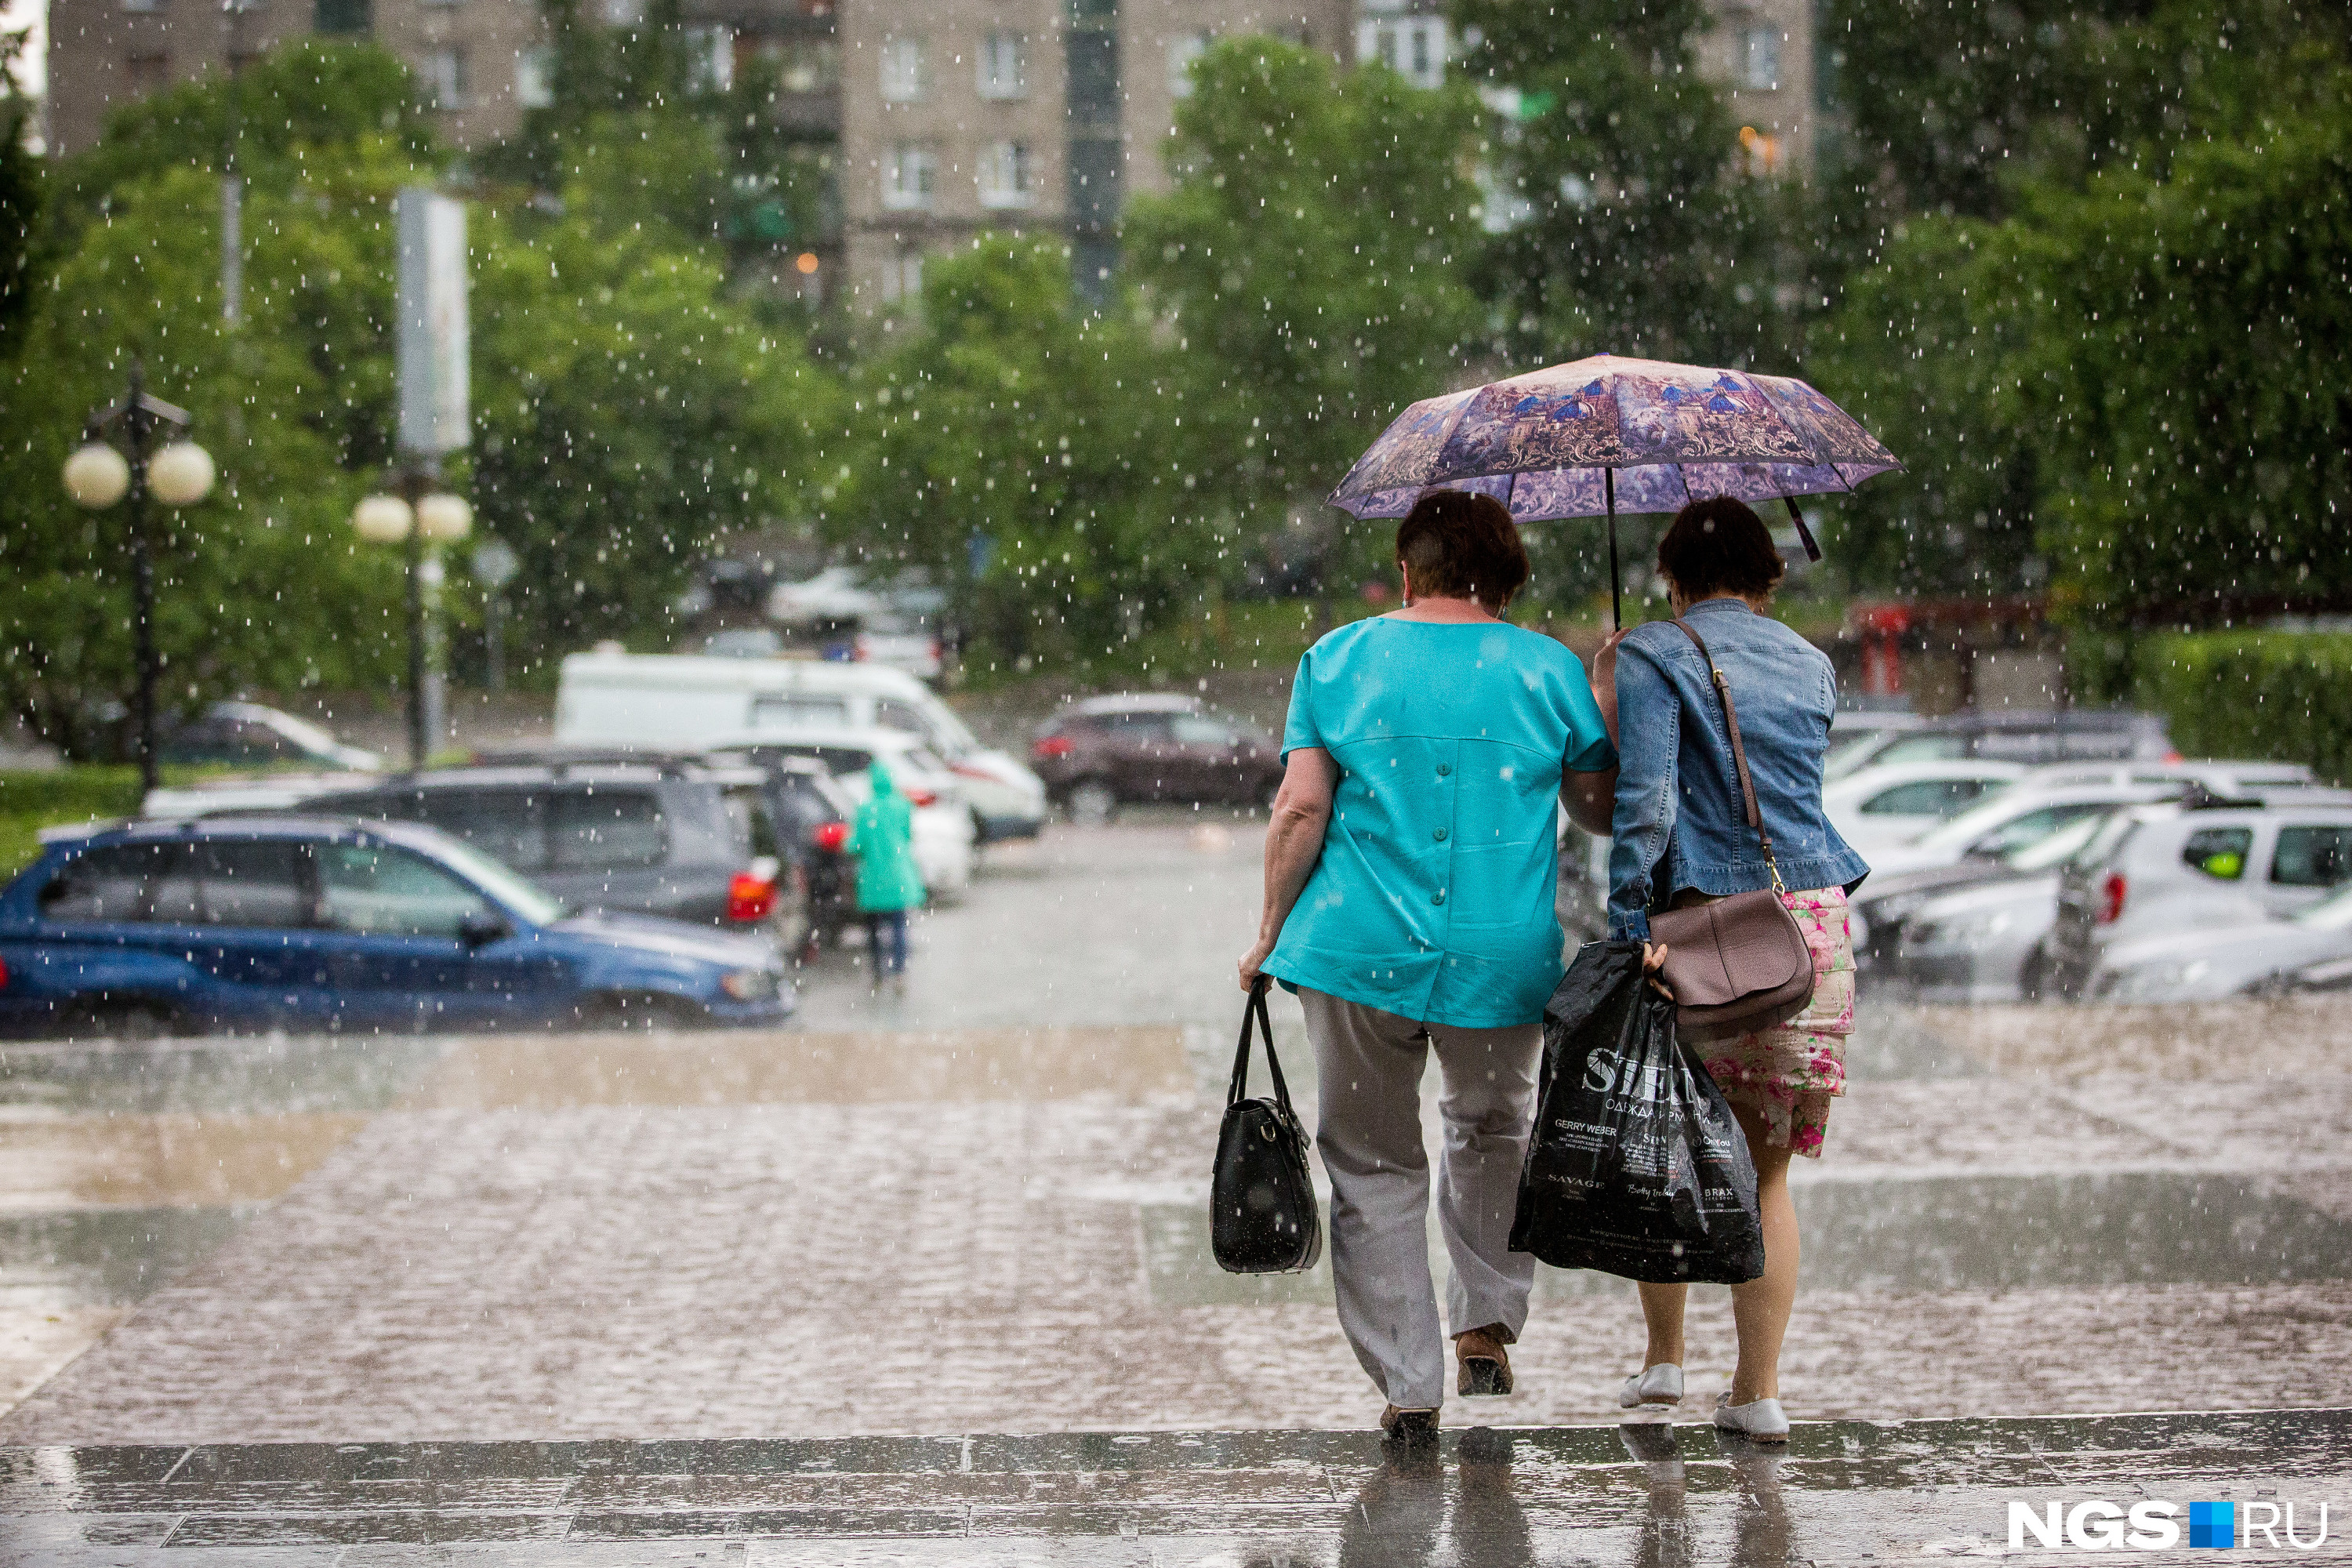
[1646,618,1817,1043]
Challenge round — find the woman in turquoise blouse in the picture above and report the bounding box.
[1238,489,1617,1444]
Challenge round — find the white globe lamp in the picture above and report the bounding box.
[415,493,474,543]
[62,444,131,510]
[353,493,414,544]
[147,441,216,507]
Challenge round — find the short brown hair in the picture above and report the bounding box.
[1656,496,1786,601]
[1396,490,1530,606]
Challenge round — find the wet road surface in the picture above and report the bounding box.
[4,1410,2349,1563]
[2,816,2350,1558]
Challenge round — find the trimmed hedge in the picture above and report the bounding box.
[2135,633,2352,786]
[0,768,147,878]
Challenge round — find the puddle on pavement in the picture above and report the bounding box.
[0,1112,372,1208]
[1142,1171,2352,1306]
[0,1207,259,1305]
[0,1034,452,1116]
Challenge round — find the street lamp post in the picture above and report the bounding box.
[352,466,470,770]
[61,363,216,795]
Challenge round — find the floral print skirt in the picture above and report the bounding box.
[1697,887,1854,1159]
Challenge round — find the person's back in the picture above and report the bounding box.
[1272,614,1613,1025]
[1606,601,1857,931]
[1239,489,1618,1443]
[848,760,923,989]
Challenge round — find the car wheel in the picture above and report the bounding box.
[1066,778,1118,826]
[573,993,705,1033]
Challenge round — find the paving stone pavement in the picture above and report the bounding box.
[2,817,2350,1560]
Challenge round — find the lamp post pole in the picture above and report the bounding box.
[64,363,215,797]
[402,463,430,770]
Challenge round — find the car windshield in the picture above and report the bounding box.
[423,836,569,924]
[1915,792,2046,851]
[2004,814,2108,871]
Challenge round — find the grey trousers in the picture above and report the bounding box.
[1297,986,1544,1412]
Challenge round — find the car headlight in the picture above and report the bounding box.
[719,967,780,1001]
[1903,909,2014,951]
[2096,958,2207,1001]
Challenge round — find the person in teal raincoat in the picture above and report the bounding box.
[846,758,925,988]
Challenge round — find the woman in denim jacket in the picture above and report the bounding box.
[1594,495,1870,1443]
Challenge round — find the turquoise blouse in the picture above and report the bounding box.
[1262,616,1617,1028]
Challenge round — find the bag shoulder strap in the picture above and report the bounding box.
[1668,618,1783,887]
[1227,981,1298,1114]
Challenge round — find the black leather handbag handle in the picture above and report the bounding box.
[1227,978,1296,1115]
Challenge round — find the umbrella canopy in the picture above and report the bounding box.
[1328,353,1901,624]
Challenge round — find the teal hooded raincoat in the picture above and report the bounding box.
[846,759,927,913]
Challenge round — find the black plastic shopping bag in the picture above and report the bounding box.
[1508,941,1766,1284]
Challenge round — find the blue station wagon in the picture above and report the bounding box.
[0,818,793,1036]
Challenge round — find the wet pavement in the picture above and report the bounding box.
[5,1410,2349,1563]
[2,817,2350,1557]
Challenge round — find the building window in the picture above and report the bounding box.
[1360,16,1446,89]
[756,38,838,94]
[880,36,927,103]
[883,143,936,210]
[978,140,1033,209]
[118,0,165,13]
[684,24,734,91]
[515,45,554,107]
[1166,31,1209,98]
[1741,27,1782,90]
[125,51,170,89]
[422,47,468,109]
[312,0,369,34]
[880,249,924,305]
[978,31,1027,99]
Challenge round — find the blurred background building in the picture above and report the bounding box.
[43,0,1820,301]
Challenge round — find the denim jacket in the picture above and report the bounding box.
[1606,597,1870,939]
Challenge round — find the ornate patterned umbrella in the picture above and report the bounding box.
[1328,353,1901,626]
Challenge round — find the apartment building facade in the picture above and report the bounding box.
[48,0,1818,305]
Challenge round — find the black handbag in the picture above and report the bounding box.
[1210,980,1323,1274]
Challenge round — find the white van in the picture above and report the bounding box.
[554,653,1047,841]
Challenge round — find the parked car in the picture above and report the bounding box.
[1863,778,2194,881]
[145,771,384,821]
[701,627,785,659]
[555,652,1047,843]
[2049,800,2352,996]
[284,758,811,963]
[1821,759,2026,854]
[2089,881,2352,1002]
[1824,707,2173,781]
[707,730,976,898]
[1875,812,2122,1002]
[0,817,792,1036]
[158,701,385,773]
[1030,695,1285,822]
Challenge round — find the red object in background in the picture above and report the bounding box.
[1853,604,1912,697]
[812,821,850,853]
[906,789,938,808]
[2097,871,2129,925]
[1033,735,1075,760]
[1361,581,1393,604]
[727,872,778,923]
[0,954,9,990]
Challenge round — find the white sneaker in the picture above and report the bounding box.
[1618,1363,1685,1410]
[1713,1392,1790,1442]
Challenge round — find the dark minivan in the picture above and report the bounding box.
[278,759,810,960]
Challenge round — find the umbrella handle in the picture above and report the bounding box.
[1606,469,1621,631]
[1784,495,1823,563]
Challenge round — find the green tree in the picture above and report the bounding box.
[826,236,1199,671]
[0,24,39,346]
[1124,39,1486,590]
[468,195,833,668]
[1817,63,2352,622]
